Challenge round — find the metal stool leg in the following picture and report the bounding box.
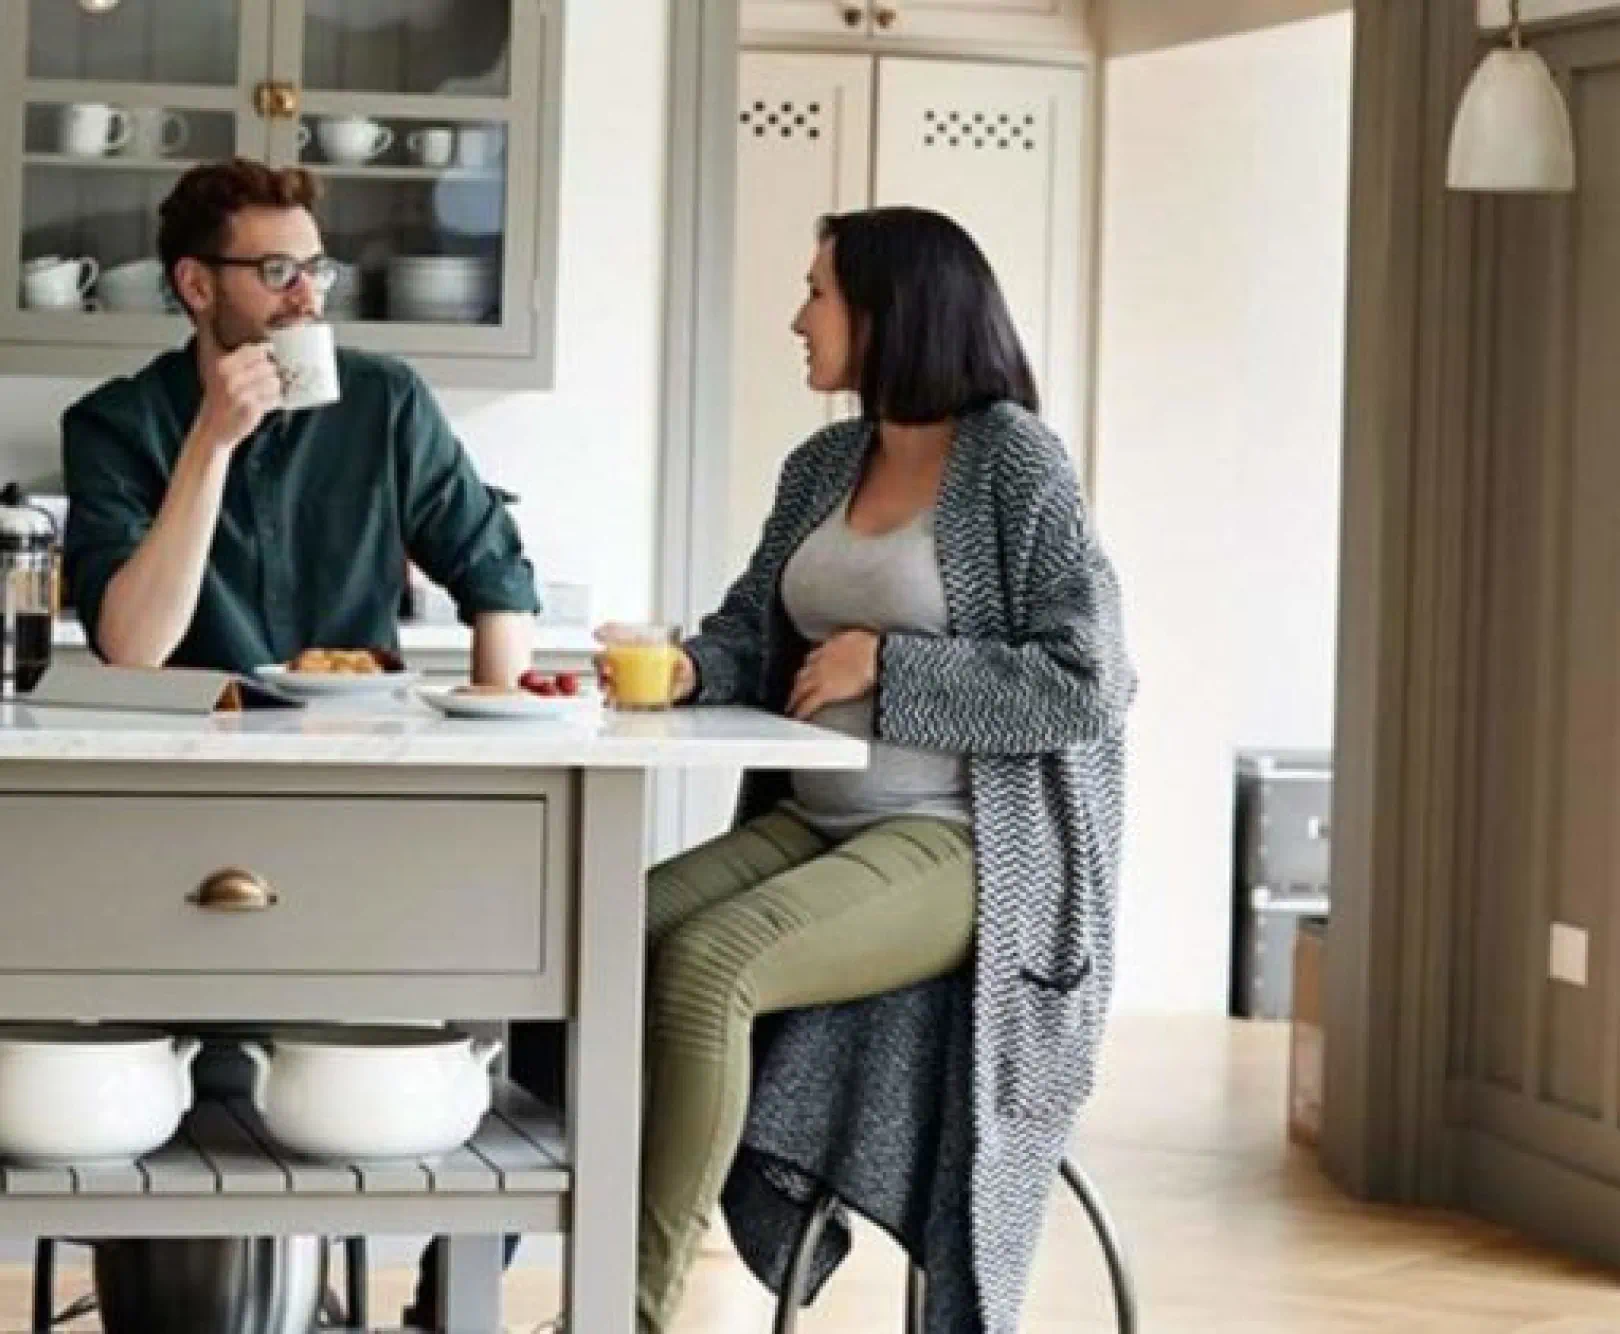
[772,1191,840,1334]
[31,1240,52,1334]
[904,1261,926,1334]
[1061,1157,1137,1334]
[344,1236,369,1328]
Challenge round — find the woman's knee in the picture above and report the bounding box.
[647,916,758,1034]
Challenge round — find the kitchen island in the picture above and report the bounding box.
[0,697,866,1333]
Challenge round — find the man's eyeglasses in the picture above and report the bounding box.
[198,253,340,295]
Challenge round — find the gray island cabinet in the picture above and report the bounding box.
[0,698,865,1332]
[0,0,563,388]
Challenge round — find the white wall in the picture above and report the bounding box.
[0,0,672,626]
[1094,12,1351,1013]
[1104,0,1349,56]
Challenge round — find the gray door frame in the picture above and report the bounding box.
[1320,0,1483,1203]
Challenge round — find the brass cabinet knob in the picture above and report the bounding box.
[841,3,864,26]
[188,867,280,912]
[253,81,300,120]
[874,4,898,28]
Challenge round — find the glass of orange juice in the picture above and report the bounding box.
[604,623,682,710]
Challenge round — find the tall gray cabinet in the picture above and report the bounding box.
[0,0,562,387]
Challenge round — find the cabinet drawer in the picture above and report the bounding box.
[0,795,549,975]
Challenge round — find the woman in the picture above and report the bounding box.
[411,205,1133,1334]
[618,206,1134,1333]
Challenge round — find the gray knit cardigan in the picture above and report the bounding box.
[683,401,1135,1333]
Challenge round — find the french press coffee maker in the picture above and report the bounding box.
[0,482,59,698]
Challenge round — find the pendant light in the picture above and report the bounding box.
[1447,0,1576,194]
[77,0,122,12]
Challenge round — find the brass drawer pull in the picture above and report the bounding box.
[874,4,898,29]
[841,3,864,26]
[189,868,280,912]
[253,81,300,120]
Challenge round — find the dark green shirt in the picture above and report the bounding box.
[62,342,539,674]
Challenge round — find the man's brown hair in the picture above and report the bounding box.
[157,158,322,306]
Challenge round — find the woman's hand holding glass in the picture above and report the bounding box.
[594,623,696,709]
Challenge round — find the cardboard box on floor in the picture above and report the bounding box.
[1288,917,1326,1147]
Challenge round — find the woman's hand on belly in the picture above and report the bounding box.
[787,628,879,720]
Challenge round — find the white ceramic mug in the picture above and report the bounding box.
[304,116,393,165]
[21,256,98,310]
[406,126,454,168]
[98,258,172,312]
[58,103,132,157]
[124,107,189,159]
[268,322,341,411]
[455,126,501,169]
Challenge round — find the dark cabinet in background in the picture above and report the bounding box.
[1230,748,1332,1021]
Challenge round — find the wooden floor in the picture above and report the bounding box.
[8,1016,1620,1332]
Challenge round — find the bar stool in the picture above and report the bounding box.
[770,1156,1137,1334]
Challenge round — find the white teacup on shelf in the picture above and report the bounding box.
[21,256,98,310]
[455,126,501,170]
[99,258,174,313]
[407,126,454,168]
[57,103,132,157]
[124,107,189,159]
[303,116,394,166]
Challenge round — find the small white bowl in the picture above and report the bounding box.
[243,1025,501,1163]
[0,1025,200,1166]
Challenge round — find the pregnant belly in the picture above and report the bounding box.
[792,697,966,815]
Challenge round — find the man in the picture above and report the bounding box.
[63,157,536,682]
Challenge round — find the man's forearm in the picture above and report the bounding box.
[471,611,533,687]
[96,431,234,667]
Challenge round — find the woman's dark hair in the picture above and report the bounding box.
[817,207,1039,423]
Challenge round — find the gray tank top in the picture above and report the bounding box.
[779,493,971,838]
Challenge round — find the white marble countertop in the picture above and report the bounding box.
[50,620,600,657]
[0,697,868,770]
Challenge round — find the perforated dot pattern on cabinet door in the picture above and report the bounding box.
[739,99,824,141]
[922,107,1040,151]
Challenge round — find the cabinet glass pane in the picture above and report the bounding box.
[17,108,237,317]
[302,120,508,325]
[301,0,512,97]
[27,0,241,86]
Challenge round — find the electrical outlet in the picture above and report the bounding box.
[1549,922,1589,987]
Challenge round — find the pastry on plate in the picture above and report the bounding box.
[289,647,397,675]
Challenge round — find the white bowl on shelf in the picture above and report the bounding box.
[0,1024,200,1166]
[99,258,178,313]
[386,255,496,322]
[241,1025,501,1163]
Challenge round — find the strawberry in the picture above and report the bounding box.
[555,671,580,697]
[533,677,559,697]
[519,668,549,695]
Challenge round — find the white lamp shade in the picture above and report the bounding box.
[1447,47,1576,193]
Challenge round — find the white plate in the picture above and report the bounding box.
[416,684,602,722]
[255,663,422,697]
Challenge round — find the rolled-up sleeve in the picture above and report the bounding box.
[61,400,164,658]
[395,372,540,624]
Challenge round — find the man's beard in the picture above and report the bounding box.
[209,302,310,351]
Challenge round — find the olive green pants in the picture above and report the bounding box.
[637,808,976,1333]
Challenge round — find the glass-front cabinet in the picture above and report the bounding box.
[0,0,561,387]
